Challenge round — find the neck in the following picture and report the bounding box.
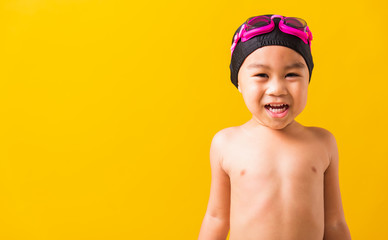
[244,117,303,135]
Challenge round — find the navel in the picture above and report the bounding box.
[311,166,317,173]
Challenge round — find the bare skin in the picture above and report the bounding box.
[199,46,351,239]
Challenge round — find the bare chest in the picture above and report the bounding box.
[223,136,329,184]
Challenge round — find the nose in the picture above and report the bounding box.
[265,77,287,96]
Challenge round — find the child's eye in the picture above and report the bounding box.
[286,73,299,77]
[255,73,269,78]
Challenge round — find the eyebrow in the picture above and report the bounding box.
[247,62,306,70]
[285,62,306,69]
[247,63,270,69]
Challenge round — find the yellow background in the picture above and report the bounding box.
[0,0,387,239]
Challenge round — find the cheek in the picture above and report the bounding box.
[291,84,308,111]
[241,84,264,107]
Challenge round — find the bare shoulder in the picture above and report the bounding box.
[306,126,339,168]
[209,126,241,167]
[210,126,240,150]
[306,126,337,145]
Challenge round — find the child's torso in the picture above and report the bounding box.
[222,123,330,240]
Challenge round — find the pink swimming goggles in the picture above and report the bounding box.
[231,15,313,55]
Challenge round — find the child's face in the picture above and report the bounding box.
[237,46,309,130]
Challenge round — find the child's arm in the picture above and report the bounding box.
[199,131,231,240]
[323,132,351,240]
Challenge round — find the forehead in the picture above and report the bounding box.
[242,45,307,69]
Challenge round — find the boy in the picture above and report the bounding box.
[198,15,351,240]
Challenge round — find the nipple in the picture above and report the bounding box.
[240,169,246,176]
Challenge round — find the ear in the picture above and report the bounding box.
[238,84,241,93]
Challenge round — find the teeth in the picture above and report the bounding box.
[265,103,289,113]
[269,108,285,113]
[270,104,285,107]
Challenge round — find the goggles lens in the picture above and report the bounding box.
[245,16,271,31]
[283,17,307,31]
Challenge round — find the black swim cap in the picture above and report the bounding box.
[230,15,314,89]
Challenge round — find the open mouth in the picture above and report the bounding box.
[264,103,289,113]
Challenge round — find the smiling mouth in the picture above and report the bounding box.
[264,104,289,113]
